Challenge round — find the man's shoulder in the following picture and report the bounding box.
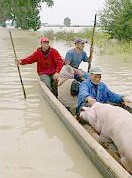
[82,50,87,55]
[66,48,75,54]
[50,47,56,51]
[30,48,41,56]
[99,82,108,88]
[36,47,42,53]
[81,80,107,86]
[50,47,59,54]
[81,78,91,85]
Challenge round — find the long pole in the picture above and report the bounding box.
[88,14,97,73]
[9,30,26,99]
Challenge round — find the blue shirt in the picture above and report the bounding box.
[65,49,88,69]
[77,79,123,112]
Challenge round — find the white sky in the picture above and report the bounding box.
[40,0,105,25]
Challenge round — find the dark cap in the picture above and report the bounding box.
[74,38,88,44]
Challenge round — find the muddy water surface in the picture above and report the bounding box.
[0,28,104,178]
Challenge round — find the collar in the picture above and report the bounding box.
[41,47,50,55]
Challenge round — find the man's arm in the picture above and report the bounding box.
[17,51,38,65]
[52,49,64,82]
[64,50,72,65]
[78,80,96,110]
[82,51,93,64]
[53,50,64,73]
[107,88,123,104]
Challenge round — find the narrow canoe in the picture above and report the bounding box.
[39,80,132,178]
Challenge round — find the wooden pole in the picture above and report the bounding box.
[9,30,26,99]
[88,14,97,73]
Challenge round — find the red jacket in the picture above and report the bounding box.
[21,47,64,75]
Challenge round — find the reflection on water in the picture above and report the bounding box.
[0,28,103,178]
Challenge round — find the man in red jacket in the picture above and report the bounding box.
[17,37,64,97]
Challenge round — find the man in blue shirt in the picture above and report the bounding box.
[64,38,90,80]
[77,67,125,113]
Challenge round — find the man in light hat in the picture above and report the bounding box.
[77,66,126,113]
[17,37,63,97]
[64,38,91,81]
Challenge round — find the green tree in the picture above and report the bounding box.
[0,0,11,27]
[64,17,71,27]
[0,0,54,30]
[99,0,132,40]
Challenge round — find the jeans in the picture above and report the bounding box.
[39,74,58,97]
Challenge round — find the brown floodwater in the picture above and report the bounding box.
[0,28,131,178]
[0,28,104,178]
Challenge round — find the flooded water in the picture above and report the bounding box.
[0,28,131,178]
[0,28,104,178]
[38,26,102,34]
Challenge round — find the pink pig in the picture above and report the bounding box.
[80,102,132,174]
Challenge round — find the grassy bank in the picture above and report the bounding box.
[42,29,132,55]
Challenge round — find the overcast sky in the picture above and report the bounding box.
[40,0,105,25]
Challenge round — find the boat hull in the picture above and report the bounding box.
[39,80,131,178]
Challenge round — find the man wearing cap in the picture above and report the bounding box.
[77,66,125,113]
[64,38,90,81]
[17,37,64,97]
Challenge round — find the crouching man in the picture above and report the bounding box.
[77,66,128,113]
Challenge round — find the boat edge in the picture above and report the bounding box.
[39,80,131,178]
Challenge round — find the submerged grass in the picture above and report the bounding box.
[42,28,132,55]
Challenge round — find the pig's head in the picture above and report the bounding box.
[79,107,97,126]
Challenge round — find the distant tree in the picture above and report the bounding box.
[0,0,54,30]
[64,17,71,27]
[99,0,132,41]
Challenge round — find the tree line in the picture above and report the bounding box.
[0,0,131,41]
[99,0,132,41]
[0,0,53,30]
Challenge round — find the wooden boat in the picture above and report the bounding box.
[39,80,132,178]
